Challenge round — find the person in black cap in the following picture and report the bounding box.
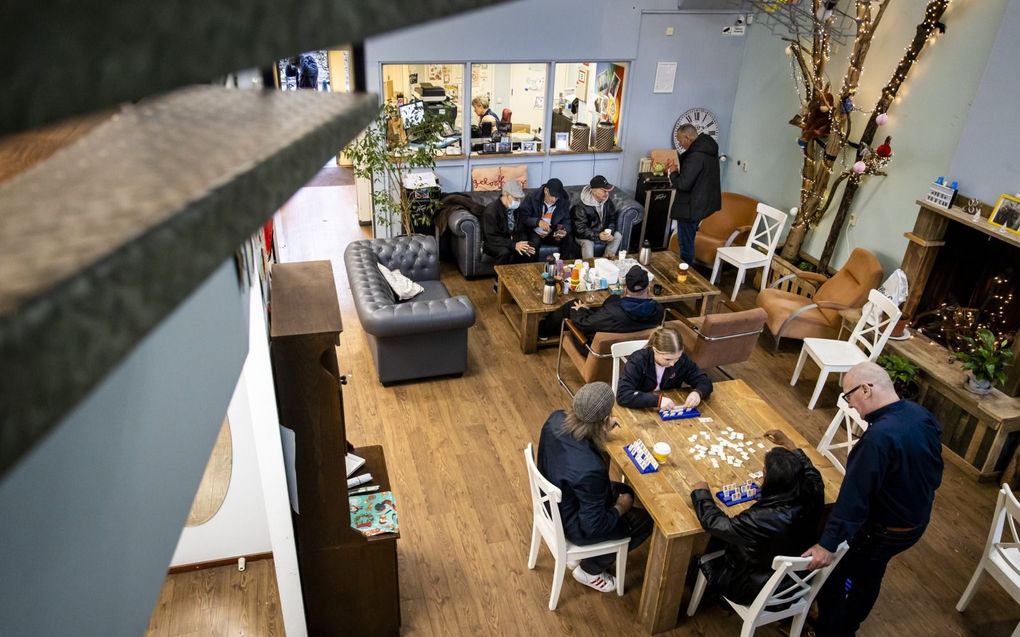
[537,382,653,593]
[573,175,622,259]
[538,265,665,340]
[518,178,576,259]
[616,326,712,410]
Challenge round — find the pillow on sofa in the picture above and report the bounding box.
[377,263,424,301]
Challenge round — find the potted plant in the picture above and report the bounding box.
[877,353,920,400]
[953,329,1014,395]
[344,102,445,236]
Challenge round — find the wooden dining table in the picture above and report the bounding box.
[603,378,844,634]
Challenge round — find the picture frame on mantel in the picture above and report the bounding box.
[989,193,1020,235]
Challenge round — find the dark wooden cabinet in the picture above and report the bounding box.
[270,261,400,636]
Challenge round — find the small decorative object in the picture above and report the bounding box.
[954,329,1014,395]
[569,123,590,152]
[652,161,665,176]
[876,112,889,126]
[593,121,615,152]
[875,136,893,158]
[925,178,957,210]
[841,96,854,113]
[963,198,983,221]
[852,161,867,174]
[624,440,659,473]
[988,194,1020,235]
[555,131,569,150]
[520,140,537,153]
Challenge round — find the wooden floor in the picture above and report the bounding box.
[146,170,1019,636]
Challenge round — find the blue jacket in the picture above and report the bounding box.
[570,296,664,338]
[616,347,713,409]
[818,400,944,551]
[537,411,621,542]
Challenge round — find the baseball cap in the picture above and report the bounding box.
[502,180,525,198]
[544,178,567,200]
[589,175,614,190]
[573,382,615,424]
[625,265,650,292]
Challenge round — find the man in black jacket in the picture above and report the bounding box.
[482,180,535,265]
[616,327,712,410]
[537,382,653,592]
[518,178,576,259]
[667,125,722,265]
[538,265,664,339]
[572,175,622,258]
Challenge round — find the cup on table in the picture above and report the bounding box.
[652,442,672,464]
[677,263,690,284]
[619,250,627,261]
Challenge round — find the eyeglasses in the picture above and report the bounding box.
[840,383,873,402]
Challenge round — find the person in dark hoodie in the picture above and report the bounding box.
[537,382,654,593]
[519,178,576,259]
[482,179,535,265]
[572,175,622,258]
[537,265,664,339]
[616,326,712,410]
[666,124,722,265]
[689,429,824,605]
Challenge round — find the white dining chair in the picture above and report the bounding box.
[611,340,647,393]
[687,542,850,637]
[791,289,901,409]
[816,396,869,475]
[957,484,1020,637]
[524,444,630,610]
[710,203,789,302]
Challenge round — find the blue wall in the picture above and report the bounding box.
[364,0,746,196]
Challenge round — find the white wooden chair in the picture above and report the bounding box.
[710,203,789,302]
[687,541,850,637]
[816,396,869,475]
[524,444,629,610]
[791,289,901,409]
[957,484,1020,637]
[611,340,647,393]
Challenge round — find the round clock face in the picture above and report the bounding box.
[673,108,720,152]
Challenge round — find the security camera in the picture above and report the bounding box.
[735,15,745,26]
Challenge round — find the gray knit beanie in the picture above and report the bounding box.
[573,382,615,424]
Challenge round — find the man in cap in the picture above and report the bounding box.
[538,265,665,340]
[482,179,535,265]
[537,382,654,592]
[573,175,623,259]
[518,177,576,259]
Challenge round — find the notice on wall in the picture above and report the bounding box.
[653,62,677,94]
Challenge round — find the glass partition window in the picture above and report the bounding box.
[469,63,547,155]
[550,62,628,152]
[381,64,465,154]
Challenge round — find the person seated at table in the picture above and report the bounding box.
[537,265,664,340]
[616,327,712,410]
[519,177,576,259]
[689,429,824,605]
[537,382,654,592]
[482,180,535,265]
[573,175,622,259]
[471,96,499,138]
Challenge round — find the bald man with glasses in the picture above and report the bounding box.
[798,361,944,636]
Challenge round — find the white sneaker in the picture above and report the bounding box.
[572,565,616,593]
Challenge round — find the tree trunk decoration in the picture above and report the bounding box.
[817,0,952,271]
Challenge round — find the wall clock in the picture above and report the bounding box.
[672,107,720,152]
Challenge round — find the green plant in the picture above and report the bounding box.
[878,354,918,388]
[343,102,444,235]
[954,329,1014,385]
[796,260,817,273]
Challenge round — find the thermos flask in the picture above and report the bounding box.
[638,240,652,265]
[543,279,558,304]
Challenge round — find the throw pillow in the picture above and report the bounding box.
[377,263,424,301]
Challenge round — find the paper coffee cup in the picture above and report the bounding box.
[652,442,672,463]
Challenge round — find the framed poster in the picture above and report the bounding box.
[989,194,1020,234]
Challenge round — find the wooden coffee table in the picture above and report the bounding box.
[604,379,844,633]
[494,251,720,354]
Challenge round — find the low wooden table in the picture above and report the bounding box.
[604,379,844,634]
[494,251,721,354]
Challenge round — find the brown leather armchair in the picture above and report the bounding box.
[667,192,759,266]
[668,307,767,371]
[756,247,883,350]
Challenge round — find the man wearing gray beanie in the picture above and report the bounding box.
[536,382,653,592]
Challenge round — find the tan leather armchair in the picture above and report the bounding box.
[667,193,759,266]
[667,307,767,372]
[556,318,685,396]
[756,247,883,350]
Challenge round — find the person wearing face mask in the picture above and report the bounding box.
[615,327,712,410]
[572,175,622,259]
[482,180,535,265]
[518,178,576,259]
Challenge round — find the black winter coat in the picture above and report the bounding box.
[669,133,722,223]
[482,198,524,253]
[537,411,622,542]
[571,296,664,338]
[518,188,573,236]
[572,187,619,241]
[616,347,713,408]
[691,449,824,604]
